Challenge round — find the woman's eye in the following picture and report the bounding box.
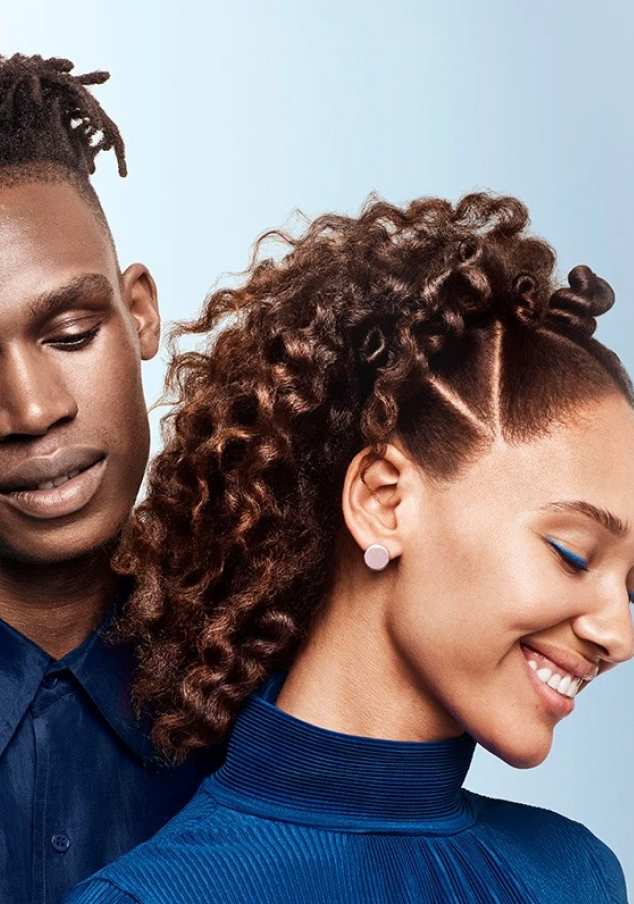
[46,324,101,351]
[546,537,588,573]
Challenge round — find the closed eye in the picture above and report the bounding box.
[46,323,102,351]
[545,537,588,573]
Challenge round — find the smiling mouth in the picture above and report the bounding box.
[521,645,599,701]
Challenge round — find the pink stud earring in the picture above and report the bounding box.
[363,543,390,571]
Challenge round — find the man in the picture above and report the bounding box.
[0,54,210,904]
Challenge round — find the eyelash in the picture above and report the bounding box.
[546,537,634,605]
[46,324,102,351]
[546,537,588,573]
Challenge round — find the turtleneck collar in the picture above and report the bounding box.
[207,674,477,834]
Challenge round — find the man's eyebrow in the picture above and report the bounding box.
[542,500,630,538]
[28,273,114,320]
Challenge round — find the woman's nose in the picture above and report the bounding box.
[572,590,634,665]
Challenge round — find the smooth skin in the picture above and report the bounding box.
[278,395,634,768]
[0,180,159,658]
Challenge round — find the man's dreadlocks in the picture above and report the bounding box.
[0,53,126,225]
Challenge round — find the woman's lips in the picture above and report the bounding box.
[521,642,600,683]
[0,457,107,519]
[520,645,578,720]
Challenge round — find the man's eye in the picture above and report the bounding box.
[546,537,589,573]
[46,324,101,350]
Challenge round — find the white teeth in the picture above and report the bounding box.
[36,469,81,491]
[557,675,572,695]
[566,679,581,698]
[532,660,585,698]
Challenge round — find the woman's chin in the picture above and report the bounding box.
[478,728,554,770]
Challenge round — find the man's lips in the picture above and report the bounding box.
[0,447,108,521]
[0,446,105,493]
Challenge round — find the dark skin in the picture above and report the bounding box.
[0,179,160,657]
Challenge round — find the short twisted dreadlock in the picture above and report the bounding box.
[0,53,126,227]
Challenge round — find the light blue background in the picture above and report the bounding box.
[3,0,633,891]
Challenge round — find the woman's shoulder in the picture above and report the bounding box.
[63,880,137,904]
[63,785,627,904]
[466,791,627,903]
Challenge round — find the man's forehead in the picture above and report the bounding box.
[0,180,116,293]
[0,185,118,331]
[0,178,99,227]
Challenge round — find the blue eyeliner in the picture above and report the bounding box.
[545,537,588,571]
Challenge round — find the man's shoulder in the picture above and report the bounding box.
[466,791,627,902]
[63,784,245,904]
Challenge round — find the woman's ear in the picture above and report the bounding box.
[341,444,412,562]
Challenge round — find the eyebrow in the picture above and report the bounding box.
[28,273,115,321]
[542,500,630,538]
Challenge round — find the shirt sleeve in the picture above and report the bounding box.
[62,879,141,904]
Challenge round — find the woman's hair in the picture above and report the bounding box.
[117,192,633,760]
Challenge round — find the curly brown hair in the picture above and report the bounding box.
[117,192,633,760]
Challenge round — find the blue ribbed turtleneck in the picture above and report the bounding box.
[64,675,628,904]
[213,672,476,833]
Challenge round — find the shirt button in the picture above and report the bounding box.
[51,834,71,853]
[42,676,58,689]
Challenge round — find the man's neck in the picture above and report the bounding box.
[0,551,118,659]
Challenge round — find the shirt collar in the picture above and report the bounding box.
[0,616,51,759]
[0,580,154,763]
[62,595,155,762]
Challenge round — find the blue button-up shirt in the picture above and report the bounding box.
[0,595,217,904]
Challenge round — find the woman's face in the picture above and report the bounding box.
[389,393,634,768]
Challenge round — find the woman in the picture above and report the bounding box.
[67,193,634,903]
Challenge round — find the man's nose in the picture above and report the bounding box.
[0,346,78,438]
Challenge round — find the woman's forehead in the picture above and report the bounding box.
[428,394,634,524]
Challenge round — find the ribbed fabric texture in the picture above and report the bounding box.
[64,675,628,904]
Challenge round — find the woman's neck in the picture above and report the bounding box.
[276,580,463,742]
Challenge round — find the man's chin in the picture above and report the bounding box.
[0,522,122,568]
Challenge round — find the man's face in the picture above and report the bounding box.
[0,180,159,564]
